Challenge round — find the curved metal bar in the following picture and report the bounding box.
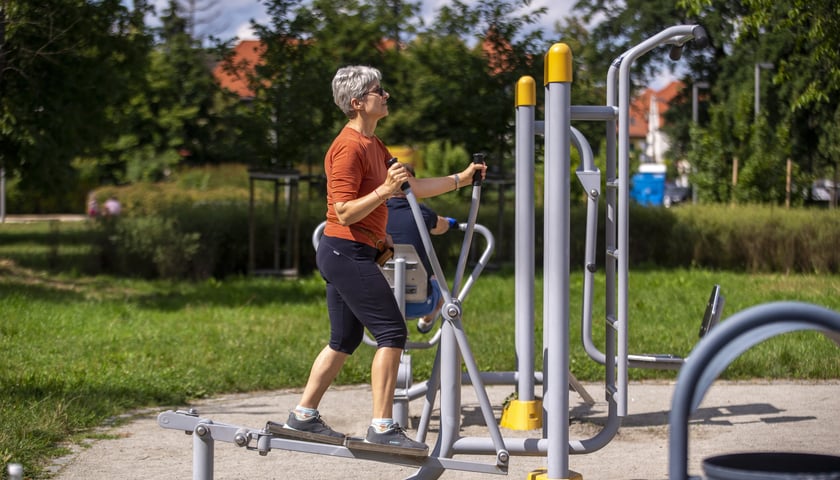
[453,223,494,302]
[311,221,326,250]
[608,24,705,416]
[668,302,840,480]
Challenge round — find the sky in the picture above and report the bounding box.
[141,0,674,89]
[147,0,576,44]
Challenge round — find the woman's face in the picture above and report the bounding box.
[358,82,389,120]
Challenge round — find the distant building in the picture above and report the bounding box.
[629,80,691,188]
[628,80,683,165]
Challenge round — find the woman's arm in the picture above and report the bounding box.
[333,162,410,225]
[408,162,487,199]
[430,215,450,235]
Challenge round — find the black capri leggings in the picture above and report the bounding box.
[316,235,407,354]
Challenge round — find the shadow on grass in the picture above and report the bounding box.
[1,259,325,311]
[132,280,325,311]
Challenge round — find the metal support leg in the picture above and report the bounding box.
[394,353,412,428]
[193,421,214,480]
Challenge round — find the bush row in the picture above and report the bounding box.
[85,176,840,279]
[665,204,840,273]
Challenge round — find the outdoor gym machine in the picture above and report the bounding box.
[159,23,712,480]
[505,23,709,480]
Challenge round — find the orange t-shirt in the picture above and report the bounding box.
[323,126,392,248]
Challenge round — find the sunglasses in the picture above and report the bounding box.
[364,86,386,97]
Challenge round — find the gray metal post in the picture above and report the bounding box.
[394,257,406,318]
[604,61,620,415]
[392,256,409,428]
[193,421,214,480]
[515,76,536,402]
[754,62,774,117]
[544,42,573,480]
[7,463,22,480]
[616,53,633,417]
[692,81,710,124]
[1,166,6,223]
[541,78,551,438]
[615,24,705,415]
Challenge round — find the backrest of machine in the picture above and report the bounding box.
[380,244,428,303]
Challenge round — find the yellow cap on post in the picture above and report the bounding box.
[544,43,573,85]
[516,76,537,107]
[527,467,583,480]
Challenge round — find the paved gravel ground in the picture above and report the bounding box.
[47,380,840,480]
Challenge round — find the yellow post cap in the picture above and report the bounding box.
[516,76,537,107]
[544,42,573,85]
[527,468,583,480]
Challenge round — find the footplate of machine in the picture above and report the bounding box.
[345,437,429,457]
[265,420,346,446]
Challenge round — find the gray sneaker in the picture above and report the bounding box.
[364,424,428,456]
[416,317,435,334]
[267,412,346,445]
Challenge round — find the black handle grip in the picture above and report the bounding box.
[692,25,709,49]
[386,157,410,191]
[471,153,486,187]
[669,44,683,61]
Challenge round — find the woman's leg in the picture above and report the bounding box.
[370,346,402,419]
[299,345,349,409]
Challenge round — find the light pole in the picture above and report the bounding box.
[754,62,774,117]
[692,81,710,124]
[691,81,710,204]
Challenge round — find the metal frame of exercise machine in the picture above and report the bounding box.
[159,23,714,480]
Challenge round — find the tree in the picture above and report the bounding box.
[577,0,840,205]
[680,0,840,205]
[177,0,227,44]
[740,0,840,206]
[385,0,548,174]
[0,0,149,210]
[93,0,247,184]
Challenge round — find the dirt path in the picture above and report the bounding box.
[47,380,840,480]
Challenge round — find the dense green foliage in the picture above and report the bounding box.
[2,0,555,213]
[0,0,149,208]
[573,0,840,205]
[1,264,839,475]
[4,0,838,212]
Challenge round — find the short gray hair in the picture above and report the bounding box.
[332,65,382,118]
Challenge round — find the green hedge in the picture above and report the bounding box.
[84,204,840,280]
[4,201,839,279]
[69,166,840,279]
[664,204,840,273]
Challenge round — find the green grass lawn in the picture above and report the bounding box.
[2,257,840,476]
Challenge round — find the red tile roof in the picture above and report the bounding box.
[628,80,684,138]
[213,40,265,98]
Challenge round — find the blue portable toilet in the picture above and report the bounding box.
[631,163,667,206]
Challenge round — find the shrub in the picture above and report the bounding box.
[103,216,201,278]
